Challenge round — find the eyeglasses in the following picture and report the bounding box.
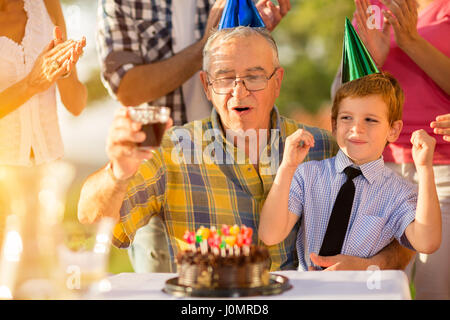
[207,68,279,95]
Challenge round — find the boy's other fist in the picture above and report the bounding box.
[411,129,436,168]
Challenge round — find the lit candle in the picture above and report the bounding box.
[230,224,240,236]
[221,224,230,236]
[220,239,227,257]
[183,230,196,251]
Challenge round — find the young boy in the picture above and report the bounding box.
[259,73,442,271]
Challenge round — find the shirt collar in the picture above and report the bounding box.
[335,149,385,184]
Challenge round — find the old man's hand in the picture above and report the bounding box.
[309,253,372,271]
[106,107,172,181]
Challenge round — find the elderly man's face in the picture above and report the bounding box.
[200,34,283,132]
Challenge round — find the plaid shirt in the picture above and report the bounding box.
[112,107,339,271]
[96,0,215,125]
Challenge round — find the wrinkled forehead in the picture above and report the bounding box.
[207,35,276,76]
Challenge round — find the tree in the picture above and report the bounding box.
[274,0,354,116]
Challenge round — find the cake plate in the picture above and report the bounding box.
[163,274,291,298]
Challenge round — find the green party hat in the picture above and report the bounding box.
[341,17,379,84]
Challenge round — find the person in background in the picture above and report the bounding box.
[0,0,86,250]
[332,0,449,299]
[0,0,87,166]
[96,0,291,273]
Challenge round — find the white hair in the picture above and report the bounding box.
[202,26,280,72]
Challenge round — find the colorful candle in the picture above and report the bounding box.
[183,230,196,251]
[230,224,240,236]
[221,224,230,236]
[184,224,254,256]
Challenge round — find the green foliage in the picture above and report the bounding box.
[274,0,354,115]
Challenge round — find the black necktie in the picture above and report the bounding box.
[319,166,362,257]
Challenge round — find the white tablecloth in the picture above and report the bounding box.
[99,270,411,300]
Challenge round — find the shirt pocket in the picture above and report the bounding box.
[344,214,387,258]
[135,19,172,61]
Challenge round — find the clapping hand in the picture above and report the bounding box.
[430,114,450,142]
[52,26,86,79]
[354,0,391,67]
[380,0,420,49]
[256,0,291,31]
[25,26,86,94]
[281,129,315,170]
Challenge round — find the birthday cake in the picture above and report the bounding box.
[176,225,270,289]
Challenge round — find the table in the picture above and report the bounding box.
[100,270,411,300]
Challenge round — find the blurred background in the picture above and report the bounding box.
[58,0,355,274]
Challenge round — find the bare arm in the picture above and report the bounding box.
[310,239,415,270]
[113,0,292,106]
[0,40,76,119]
[45,0,87,116]
[382,0,450,94]
[78,107,151,224]
[114,0,226,106]
[400,36,450,95]
[405,130,441,253]
[0,78,39,119]
[78,163,129,224]
[259,165,299,245]
[259,129,314,245]
[77,107,172,224]
[117,40,206,106]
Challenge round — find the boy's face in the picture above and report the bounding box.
[332,95,402,165]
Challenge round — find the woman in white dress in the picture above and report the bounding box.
[0,0,87,166]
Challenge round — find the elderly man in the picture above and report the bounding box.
[78,27,413,272]
[97,0,291,273]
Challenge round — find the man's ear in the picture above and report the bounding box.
[199,71,212,101]
[274,67,284,98]
[387,120,403,143]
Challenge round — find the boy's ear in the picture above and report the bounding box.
[387,120,403,143]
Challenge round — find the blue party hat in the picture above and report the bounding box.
[218,0,265,29]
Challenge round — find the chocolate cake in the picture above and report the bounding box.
[176,245,270,289]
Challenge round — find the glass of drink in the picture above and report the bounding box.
[55,218,114,299]
[127,105,171,148]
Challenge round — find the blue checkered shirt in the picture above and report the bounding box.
[288,150,418,271]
